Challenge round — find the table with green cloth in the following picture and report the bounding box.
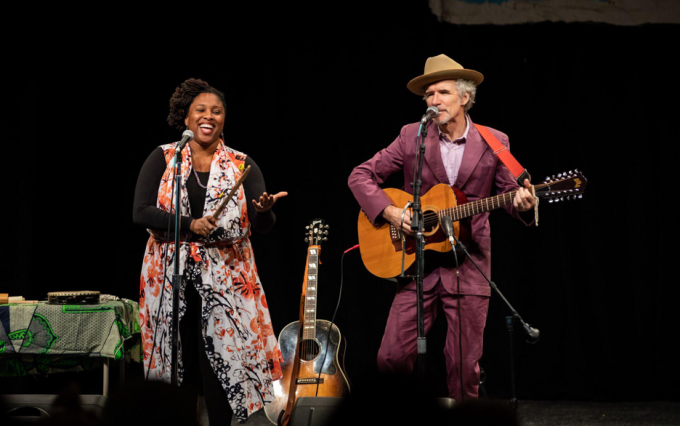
[0,299,141,394]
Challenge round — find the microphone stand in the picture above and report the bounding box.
[441,217,539,410]
[170,145,184,386]
[410,120,429,378]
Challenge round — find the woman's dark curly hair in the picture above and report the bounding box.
[167,78,226,132]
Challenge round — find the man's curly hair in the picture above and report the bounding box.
[167,78,226,132]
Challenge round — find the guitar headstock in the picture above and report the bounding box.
[536,170,588,203]
[304,219,329,246]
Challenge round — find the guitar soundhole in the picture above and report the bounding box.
[299,339,321,361]
[423,209,439,233]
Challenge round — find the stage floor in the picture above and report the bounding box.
[220,400,680,426]
[518,401,680,426]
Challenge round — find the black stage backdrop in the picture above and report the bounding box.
[8,4,680,403]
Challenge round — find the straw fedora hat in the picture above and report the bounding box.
[407,54,484,95]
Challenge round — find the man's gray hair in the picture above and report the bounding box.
[455,79,477,112]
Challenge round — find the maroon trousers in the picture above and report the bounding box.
[376,280,490,401]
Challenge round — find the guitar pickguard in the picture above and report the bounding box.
[278,320,344,376]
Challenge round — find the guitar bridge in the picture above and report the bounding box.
[296,377,324,385]
[390,225,404,253]
[390,225,400,241]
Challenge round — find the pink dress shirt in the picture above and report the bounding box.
[438,115,470,186]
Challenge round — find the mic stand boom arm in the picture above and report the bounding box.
[442,222,540,343]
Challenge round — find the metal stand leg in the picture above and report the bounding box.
[103,358,110,397]
[506,316,518,410]
[119,355,126,385]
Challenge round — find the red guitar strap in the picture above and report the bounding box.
[474,123,531,185]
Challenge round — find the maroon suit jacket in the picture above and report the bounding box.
[348,117,530,296]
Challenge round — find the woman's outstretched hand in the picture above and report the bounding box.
[252,191,288,213]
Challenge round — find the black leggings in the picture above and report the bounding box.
[180,284,233,425]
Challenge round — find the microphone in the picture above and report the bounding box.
[522,323,541,344]
[420,106,439,123]
[441,215,456,247]
[177,130,194,151]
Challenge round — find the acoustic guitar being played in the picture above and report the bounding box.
[357,170,587,279]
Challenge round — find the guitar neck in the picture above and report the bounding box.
[301,245,320,340]
[440,182,548,221]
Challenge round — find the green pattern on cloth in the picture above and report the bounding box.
[0,300,141,377]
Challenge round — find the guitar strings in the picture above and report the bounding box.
[419,181,557,226]
[302,245,320,362]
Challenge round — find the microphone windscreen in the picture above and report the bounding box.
[178,129,194,150]
[441,216,455,237]
[523,323,540,344]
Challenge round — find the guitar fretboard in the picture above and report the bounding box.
[438,182,550,221]
[302,247,319,340]
[438,190,517,221]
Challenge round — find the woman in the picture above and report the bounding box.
[133,78,286,424]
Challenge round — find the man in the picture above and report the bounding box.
[348,54,536,401]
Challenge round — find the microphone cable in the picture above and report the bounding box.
[441,216,464,402]
[314,244,358,396]
[452,225,464,402]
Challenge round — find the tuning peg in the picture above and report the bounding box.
[323,230,329,235]
[305,237,309,242]
[322,237,328,241]
[325,224,330,229]
[578,194,583,199]
[574,168,579,173]
[306,226,310,229]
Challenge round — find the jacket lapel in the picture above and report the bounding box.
[423,121,450,185]
[455,119,488,189]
